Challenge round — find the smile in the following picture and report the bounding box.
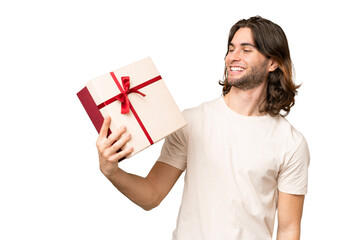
[230,66,246,72]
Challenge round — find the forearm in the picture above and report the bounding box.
[277,192,304,240]
[276,226,300,240]
[96,117,159,210]
[106,168,160,211]
[96,118,180,211]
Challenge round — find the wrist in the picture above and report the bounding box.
[106,167,120,180]
[100,162,120,180]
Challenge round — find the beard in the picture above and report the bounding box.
[226,61,268,91]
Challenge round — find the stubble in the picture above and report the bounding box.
[227,61,268,91]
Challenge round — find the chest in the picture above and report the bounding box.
[186,116,285,189]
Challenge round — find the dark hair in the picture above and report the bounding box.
[219,16,300,116]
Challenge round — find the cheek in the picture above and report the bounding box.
[225,54,231,65]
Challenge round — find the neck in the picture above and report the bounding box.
[223,81,268,116]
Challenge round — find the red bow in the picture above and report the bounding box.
[97,73,147,114]
[114,76,146,114]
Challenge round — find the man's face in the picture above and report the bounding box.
[225,27,272,90]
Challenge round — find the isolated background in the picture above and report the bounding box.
[1,0,359,239]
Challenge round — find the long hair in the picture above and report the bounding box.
[219,16,300,117]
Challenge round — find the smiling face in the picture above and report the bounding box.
[220,16,296,116]
[225,27,276,91]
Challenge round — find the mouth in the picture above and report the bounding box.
[229,66,246,73]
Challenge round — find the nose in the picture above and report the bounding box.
[226,49,241,63]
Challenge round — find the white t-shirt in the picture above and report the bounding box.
[157,97,310,240]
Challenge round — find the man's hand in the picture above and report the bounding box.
[96,116,133,178]
[94,116,182,210]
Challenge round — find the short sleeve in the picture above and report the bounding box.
[278,136,310,195]
[157,121,188,171]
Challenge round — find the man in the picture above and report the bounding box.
[96,16,310,240]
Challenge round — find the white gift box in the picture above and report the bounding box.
[77,57,187,159]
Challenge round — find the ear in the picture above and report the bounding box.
[268,59,278,72]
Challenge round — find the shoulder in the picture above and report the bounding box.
[274,116,309,161]
[273,116,305,143]
[176,97,221,139]
[276,117,310,194]
[182,97,221,121]
[158,98,221,155]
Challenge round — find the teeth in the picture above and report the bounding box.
[230,66,244,71]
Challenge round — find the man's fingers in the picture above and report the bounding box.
[104,133,133,162]
[99,116,111,139]
[105,126,127,147]
[108,132,132,155]
[110,146,134,162]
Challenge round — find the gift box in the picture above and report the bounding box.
[77,57,187,159]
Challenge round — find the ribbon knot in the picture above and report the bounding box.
[113,76,146,114]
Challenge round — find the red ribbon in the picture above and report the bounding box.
[97,72,162,145]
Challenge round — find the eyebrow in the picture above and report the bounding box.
[241,42,256,47]
[229,42,256,48]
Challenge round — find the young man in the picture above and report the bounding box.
[96,16,310,240]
